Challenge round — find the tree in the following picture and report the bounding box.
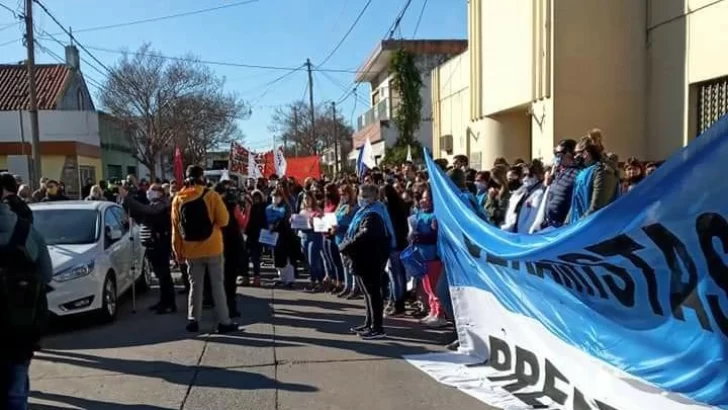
[171,94,247,166]
[268,100,354,157]
[100,43,249,180]
[389,48,423,146]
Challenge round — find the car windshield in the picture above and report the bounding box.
[33,209,99,245]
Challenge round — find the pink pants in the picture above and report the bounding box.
[422,260,443,318]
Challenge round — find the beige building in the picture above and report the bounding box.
[432,0,728,169]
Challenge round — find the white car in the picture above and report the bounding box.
[30,201,151,322]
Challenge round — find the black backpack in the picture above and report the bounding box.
[0,219,48,348]
[178,189,214,242]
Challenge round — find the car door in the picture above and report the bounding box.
[104,208,130,292]
[110,206,134,290]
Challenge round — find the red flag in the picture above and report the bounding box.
[174,147,184,183]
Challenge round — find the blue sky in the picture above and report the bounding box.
[0,0,466,152]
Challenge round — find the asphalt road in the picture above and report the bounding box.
[28,272,489,410]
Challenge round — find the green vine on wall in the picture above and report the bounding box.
[389,48,423,147]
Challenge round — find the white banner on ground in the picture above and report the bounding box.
[405,286,715,410]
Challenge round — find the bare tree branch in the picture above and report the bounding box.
[99,43,249,180]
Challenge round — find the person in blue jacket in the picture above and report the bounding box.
[333,184,360,299]
[410,186,447,328]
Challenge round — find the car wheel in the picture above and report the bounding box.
[99,272,118,323]
[136,256,152,293]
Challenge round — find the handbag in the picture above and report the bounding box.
[400,245,428,279]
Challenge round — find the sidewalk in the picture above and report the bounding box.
[29,276,488,409]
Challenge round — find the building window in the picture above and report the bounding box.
[107,165,122,180]
[79,165,96,184]
[697,76,728,135]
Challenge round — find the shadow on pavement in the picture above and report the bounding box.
[41,292,274,351]
[34,350,318,393]
[31,391,173,410]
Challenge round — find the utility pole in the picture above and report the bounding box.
[24,0,42,189]
[331,101,339,174]
[292,105,299,157]
[306,58,316,154]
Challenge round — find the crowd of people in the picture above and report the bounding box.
[0,126,666,409]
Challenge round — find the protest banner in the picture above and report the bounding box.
[406,116,728,410]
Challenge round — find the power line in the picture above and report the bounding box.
[76,44,366,74]
[248,66,302,106]
[317,0,372,67]
[0,1,18,17]
[32,0,113,74]
[48,0,261,35]
[387,0,413,39]
[317,68,369,106]
[412,0,429,38]
[0,36,19,47]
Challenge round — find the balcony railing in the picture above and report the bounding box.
[356,98,390,131]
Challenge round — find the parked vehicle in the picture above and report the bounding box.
[30,201,150,322]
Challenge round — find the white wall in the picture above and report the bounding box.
[0,110,100,146]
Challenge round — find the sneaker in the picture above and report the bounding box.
[346,291,362,300]
[186,321,199,333]
[238,276,250,287]
[418,314,435,323]
[359,329,387,340]
[385,308,406,318]
[446,339,460,351]
[252,276,261,287]
[156,304,177,315]
[423,316,449,328]
[217,322,239,334]
[336,289,350,298]
[349,324,369,334]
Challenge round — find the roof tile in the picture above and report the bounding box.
[0,64,71,110]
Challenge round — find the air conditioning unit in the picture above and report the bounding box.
[440,134,453,154]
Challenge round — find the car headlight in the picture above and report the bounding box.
[54,261,95,282]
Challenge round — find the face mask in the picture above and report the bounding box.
[358,197,371,208]
[508,180,522,191]
[574,155,585,167]
[47,187,58,195]
[523,177,538,187]
[475,181,487,192]
[627,175,644,185]
[553,156,562,168]
[147,191,162,201]
[341,195,349,204]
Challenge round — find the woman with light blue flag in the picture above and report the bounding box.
[339,183,395,340]
[568,129,620,223]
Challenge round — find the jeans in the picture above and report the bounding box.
[322,237,344,282]
[2,360,30,410]
[358,274,384,331]
[386,251,406,309]
[187,255,231,324]
[147,245,175,307]
[301,234,325,282]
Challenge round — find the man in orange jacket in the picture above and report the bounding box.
[171,165,238,333]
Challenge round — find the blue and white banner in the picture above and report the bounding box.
[407,117,728,410]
